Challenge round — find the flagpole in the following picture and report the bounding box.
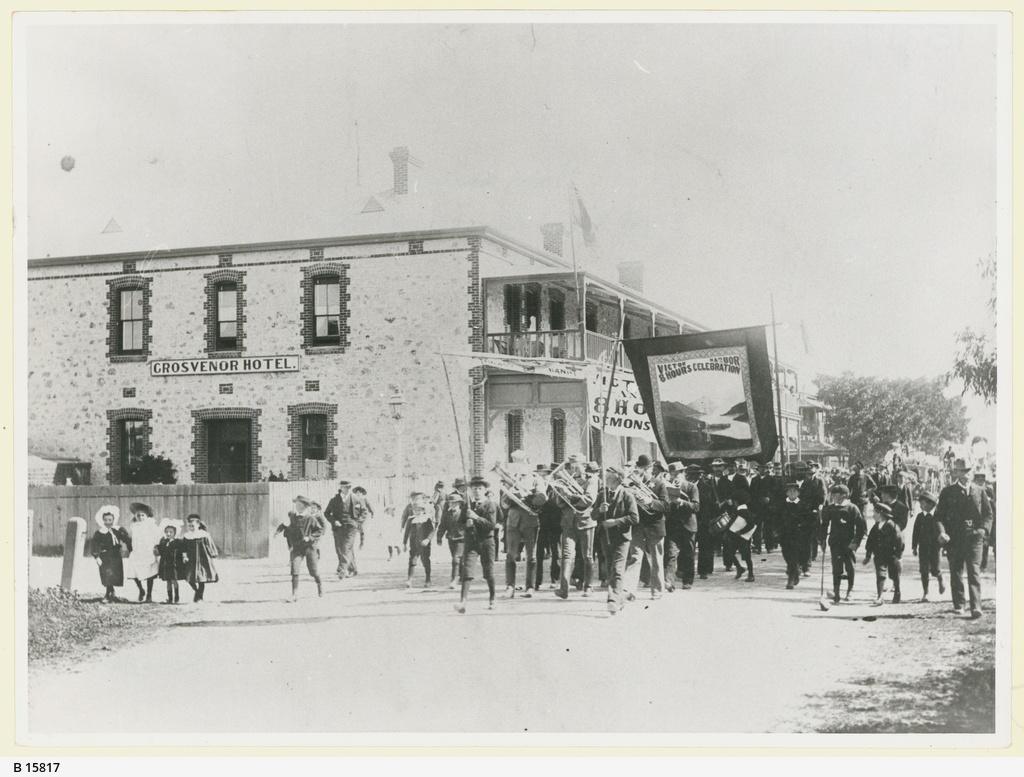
[598,306,626,492]
[440,354,469,482]
[770,293,786,469]
[568,183,587,458]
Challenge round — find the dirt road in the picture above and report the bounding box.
[27,549,996,736]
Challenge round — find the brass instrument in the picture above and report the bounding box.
[490,463,538,515]
[626,471,660,508]
[549,468,588,511]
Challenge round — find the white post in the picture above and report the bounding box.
[60,517,88,591]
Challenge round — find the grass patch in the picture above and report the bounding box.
[28,586,175,667]
[815,625,995,733]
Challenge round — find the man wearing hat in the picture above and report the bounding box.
[663,462,701,591]
[500,452,549,599]
[876,484,910,532]
[749,462,778,554]
[846,462,877,513]
[935,459,993,618]
[454,476,499,613]
[533,465,562,591]
[594,466,640,613]
[819,483,867,603]
[792,462,825,576]
[911,489,946,602]
[626,454,670,598]
[325,480,359,579]
[551,454,598,599]
[436,478,469,589]
[697,459,729,577]
[973,468,996,571]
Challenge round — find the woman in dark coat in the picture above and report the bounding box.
[91,505,131,602]
[180,513,219,602]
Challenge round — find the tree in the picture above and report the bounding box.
[124,454,177,485]
[816,373,968,465]
[949,254,997,404]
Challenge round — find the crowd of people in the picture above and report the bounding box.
[87,452,996,620]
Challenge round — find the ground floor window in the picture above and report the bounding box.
[506,410,523,462]
[551,408,566,464]
[302,414,328,479]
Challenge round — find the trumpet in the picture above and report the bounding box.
[626,471,660,508]
[490,464,537,515]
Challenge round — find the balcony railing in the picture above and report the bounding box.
[486,329,625,365]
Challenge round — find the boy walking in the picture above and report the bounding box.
[276,495,327,601]
[819,484,867,603]
[403,492,436,589]
[911,490,946,602]
[863,502,904,606]
[455,476,499,613]
[778,482,807,589]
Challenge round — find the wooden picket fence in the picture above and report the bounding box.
[28,476,441,559]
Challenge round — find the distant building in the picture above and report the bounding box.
[771,361,847,469]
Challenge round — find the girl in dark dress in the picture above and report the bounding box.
[91,505,131,602]
[180,513,219,603]
[156,518,185,604]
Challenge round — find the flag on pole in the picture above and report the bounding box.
[623,326,779,463]
[571,184,597,246]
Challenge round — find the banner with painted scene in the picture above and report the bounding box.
[623,326,779,463]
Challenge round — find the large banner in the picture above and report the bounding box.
[587,364,658,443]
[623,327,779,463]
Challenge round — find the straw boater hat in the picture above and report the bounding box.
[918,490,938,506]
[93,504,121,529]
[292,495,312,508]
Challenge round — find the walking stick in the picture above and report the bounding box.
[818,543,832,612]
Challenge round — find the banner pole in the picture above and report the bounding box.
[440,354,469,482]
[770,293,786,469]
[598,305,626,510]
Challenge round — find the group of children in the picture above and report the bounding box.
[91,503,220,604]
[808,483,946,606]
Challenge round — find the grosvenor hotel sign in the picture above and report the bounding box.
[149,355,300,377]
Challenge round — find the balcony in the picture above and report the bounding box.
[487,329,626,366]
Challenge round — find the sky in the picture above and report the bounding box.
[21,18,1001,439]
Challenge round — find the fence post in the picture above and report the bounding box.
[61,517,88,591]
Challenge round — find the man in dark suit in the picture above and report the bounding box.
[696,463,722,579]
[876,484,910,533]
[663,462,701,591]
[792,462,825,575]
[595,467,639,614]
[935,459,993,618]
[454,476,499,613]
[847,462,877,512]
[708,458,734,571]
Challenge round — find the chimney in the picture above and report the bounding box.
[540,223,565,256]
[389,146,410,195]
[617,261,644,293]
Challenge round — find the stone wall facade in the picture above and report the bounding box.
[27,236,511,484]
